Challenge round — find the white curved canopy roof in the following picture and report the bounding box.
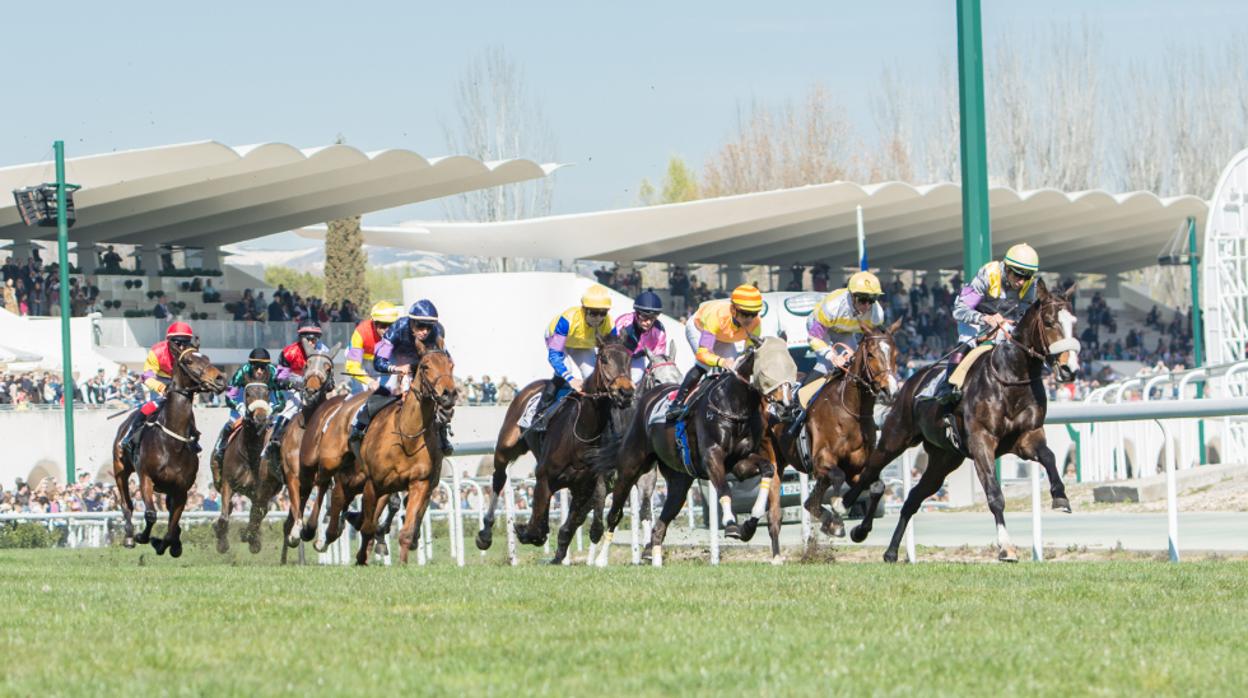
[315,181,1208,275]
[0,141,556,248]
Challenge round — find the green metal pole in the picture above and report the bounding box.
[54,141,77,484]
[956,0,992,277]
[1188,216,1206,464]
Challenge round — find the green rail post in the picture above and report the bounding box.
[1188,216,1206,464]
[55,140,77,484]
[956,0,992,276]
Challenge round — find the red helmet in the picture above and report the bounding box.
[296,322,323,336]
[165,322,193,339]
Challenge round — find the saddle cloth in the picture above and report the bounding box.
[950,344,995,388]
[648,391,678,425]
[518,393,542,429]
[797,375,830,409]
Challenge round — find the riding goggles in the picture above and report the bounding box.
[1006,265,1034,280]
[852,293,881,305]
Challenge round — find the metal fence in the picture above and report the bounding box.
[93,317,357,352]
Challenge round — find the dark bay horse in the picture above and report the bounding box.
[210,366,277,554]
[278,345,339,563]
[630,344,685,535]
[477,335,634,564]
[112,346,226,556]
[766,320,902,544]
[843,278,1081,562]
[598,341,792,566]
[354,340,457,565]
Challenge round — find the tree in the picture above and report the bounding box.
[263,267,324,298]
[324,215,369,311]
[639,156,700,205]
[868,67,915,182]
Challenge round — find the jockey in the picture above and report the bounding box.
[266,322,330,457]
[613,290,669,384]
[350,299,452,455]
[528,284,614,433]
[938,243,1040,404]
[344,301,401,393]
[665,284,763,422]
[210,348,288,466]
[118,322,200,459]
[805,271,885,384]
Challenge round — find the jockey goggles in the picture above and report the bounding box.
[584,307,608,319]
[1005,265,1035,280]
[853,293,881,305]
[734,308,759,319]
[635,309,659,321]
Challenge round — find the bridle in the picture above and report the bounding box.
[302,351,335,397]
[394,349,456,452]
[835,333,893,419]
[170,347,218,397]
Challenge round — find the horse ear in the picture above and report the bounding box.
[667,338,677,358]
[887,317,904,335]
[1035,276,1050,299]
[328,342,342,360]
[436,335,445,351]
[644,346,656,363]
[1062,282,1078,303]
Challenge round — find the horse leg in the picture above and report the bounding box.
[302,471,328,542]
[478,440,524,550]
[849,478,888,543]
[135,473,157,546]
[595,456,650,567]
[588,476,607,544]
[882,448,959,563]
[515,475,552,547]
[288,459,313,548]
[967,433,1016,562]
[1018,428,1071,513]
[397,483,425,565]
[842,411,916,510]
[374,495,400,559]
[246,493,268,554]
[214,476,234,554]
[162,491,188,559]
[355,480,379,566]
[766,465,783,565]
[648,470,693,567]
[321,478,354,550]
[551,482,592,565]
[736,454,774,543]
[638,467,657,542]
[115,465,137,548]
[704,446,739,539]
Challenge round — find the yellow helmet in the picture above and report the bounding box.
[370,301,400,324]
[1004,244,1040,273]
[580,284,613,310]
[730,284,764,313]
[847,271,883,297]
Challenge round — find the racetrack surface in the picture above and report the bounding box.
[3,548,1246,696]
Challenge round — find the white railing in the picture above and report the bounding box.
[92,317,357,352]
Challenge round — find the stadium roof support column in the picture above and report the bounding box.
[138,244,160,278]
[76,242,98,275]
[956,0,992,275]
[200,245,221,271]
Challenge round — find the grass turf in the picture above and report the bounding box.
[1,543,1246,696]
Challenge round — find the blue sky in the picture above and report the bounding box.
[6,1,1245,248]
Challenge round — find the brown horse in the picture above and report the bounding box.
[353,340,457,565]
[842,278,1080,562]
[477,335,634,564]
[210,366,277,554]
[112,346,226,556]
[277,345,339,562]
[766,320,902,544]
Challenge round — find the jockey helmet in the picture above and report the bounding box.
[1004,244,1040,275]
[370,301,401,324]
[633,291,663,314]
[248,348,271,363]
[408,299,439,322]
[165,322,193,339]
[847,271,883,297]
[297,322,323,336]
[730,284,764,313]
[581,284,613,310]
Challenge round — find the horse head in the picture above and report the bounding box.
[173,342,226,395]
[1019,278,1081,383]
[593,333,635,408]
[642,339,683,388]
[302,342,339,401]
[856,318,904,403]
[241,363,273,427]
[413,337,457,421]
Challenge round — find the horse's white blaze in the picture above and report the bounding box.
[1055,309,1081,373]
[886,374,899,397]
[719,495,735,525]
[996,523,1012,549]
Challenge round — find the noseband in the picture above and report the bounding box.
[172,347,217,396]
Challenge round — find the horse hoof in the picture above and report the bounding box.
[123,537,136,549]
[830,522,846,538]
[999,547,1019,563]
[249,537,262,555]
[770,555,784,566]
[548,556,565,566]
[475,530,493,551]
[1052,497,1072,513]
[345,511,362,531]
[589,520,604,544]
[300,525,318,542]
[313,540,328,553]
[135,532,150,545]
[170,541,183,558]
[216,537,229,554]
[286,533,301,549]
[152,539,166,555]
[883,549,898,563]
[724,521,741,540]
[640,546,653,563]
[374,539,389,557]
[849,525,869,544]
[739,518,759,542]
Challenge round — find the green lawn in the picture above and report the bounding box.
[2,544,1246,696]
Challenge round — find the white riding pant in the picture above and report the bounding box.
[560,348,597,382]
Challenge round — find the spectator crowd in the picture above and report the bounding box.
[230,284,360,325]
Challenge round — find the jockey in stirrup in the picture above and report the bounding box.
[613,290,670,384]
[265,322,330,458]
[937,243,1041,405]
[665,284,763,422]
[804,271,885,386]
[350,299,453,455]
[528,284,615,433]
[345,300,401,394]
[118,322,201,460]
[211,348,288,466]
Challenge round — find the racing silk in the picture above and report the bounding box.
[277,340,331,381]
[692,299,761,368]
[141,340,176,393]
[374,317,446,375]
[613,312,668,357]
[806,288,884,358]
[345,319,384,386]
[953,260,1037,335]
[224,363,287,413]
[545,306,613,379]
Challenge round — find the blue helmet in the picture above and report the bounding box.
[408,299,439,323]
[633,291,663,314]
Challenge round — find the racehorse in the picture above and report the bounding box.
[112,345,226,556]
[278,345,339,564]
[597,339,793,566]
[629,343,684,541]
[766,320,902,543]
[842,278,1080,562]
[353,339,457,565]
[476,334,634,564]
[210,366,277,554]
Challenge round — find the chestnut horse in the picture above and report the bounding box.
[278,346,338,563]
[842,279,1080,562]
[210,366,277,554]
[112,345,225,556]
[353,340,457,565]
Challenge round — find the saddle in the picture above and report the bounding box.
[948,344,994,391]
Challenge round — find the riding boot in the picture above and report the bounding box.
[935,349,968,406]
[262,415,285,460]
[118,412,143,465]
[349,391,394,458]
[211,420,234,465]
[528,379,562,434]
[665,366,704,423]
